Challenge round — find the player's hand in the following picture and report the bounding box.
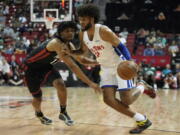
[61,46,71,55]
[89,82,102,94]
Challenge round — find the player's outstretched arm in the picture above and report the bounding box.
[70,55,99,66]
[46,38,102,93]
[62,55,102,94]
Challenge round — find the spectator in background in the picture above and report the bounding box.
[2,26,16,39]
[168,40,179,57]
[155,12,167,32]
[3,5,9,15]
[163,72,177,89]
[143,63,156,87]
[146,33,156,47]
[8,66,23,86]
[22,36,30,48]
[18,24,28,33]
[152,33,166,56]
[26,39,37,54]
[18,14,27,23]
[0,57,11,85]
[154,33,167,49]
[156,12,166,21]
[162,64,172,77]
[169,40,180,69]
[143,46,154,56]
[4,45,14,54]
[133,28,148,55]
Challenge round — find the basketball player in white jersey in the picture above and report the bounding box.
[65,4,156,134]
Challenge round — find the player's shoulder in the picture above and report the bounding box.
[46,38,63,51]
[99,24,113,36]
[99,24,114,40]
[99,24,112,32]
[49,38,64,46]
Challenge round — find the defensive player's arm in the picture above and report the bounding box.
[71,55,99,66]
[61,54,102,93]
[63,32,98,66]
[47,40,102,93]
[100,26,131,60]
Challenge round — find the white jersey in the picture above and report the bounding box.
[83,24,134,90]
[83,24,124,68]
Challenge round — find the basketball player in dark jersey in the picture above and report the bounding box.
[21,21,102,126]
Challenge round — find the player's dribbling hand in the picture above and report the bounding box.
[89,82,102,94]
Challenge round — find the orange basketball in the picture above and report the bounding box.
[117,61,138,80]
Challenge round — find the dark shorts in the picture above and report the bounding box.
[24,65,61,98]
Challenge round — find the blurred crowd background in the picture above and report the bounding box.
[0,0,179,89]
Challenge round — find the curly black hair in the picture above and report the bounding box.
[77,4,100,23]
[57,21,78,34]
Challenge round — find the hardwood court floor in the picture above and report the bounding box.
[0,86,180,135]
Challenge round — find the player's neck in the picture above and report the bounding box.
[87,24,95,40]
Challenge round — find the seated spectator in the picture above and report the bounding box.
[162,64,172,77]
[133,28,148,55]
[3,5,9,15]
[0,57,11,85]
[143,63,156,86]
[168,40,179,57]
[18,24,28,33]
[154,48,165,56]
[8,66,23,86]
[22,36,30,48]
[4,45,14,55]
[18,14,27,24]
[163,72,177,89]
[27,40,38,54]
[146,33,156,46]
[155,12,166,21]
[9,55,18,70]
[143,46,154,56]
[154,34,167,49]
[2,26,16,39]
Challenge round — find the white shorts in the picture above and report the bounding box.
[100,66,135,91]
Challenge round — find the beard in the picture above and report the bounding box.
[81,23,92,31]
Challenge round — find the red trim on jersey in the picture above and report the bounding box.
[33,52,51,62]
[27,52,51,63]
[27,49,47,63]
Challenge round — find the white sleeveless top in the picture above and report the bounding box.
[83,24,123,68]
